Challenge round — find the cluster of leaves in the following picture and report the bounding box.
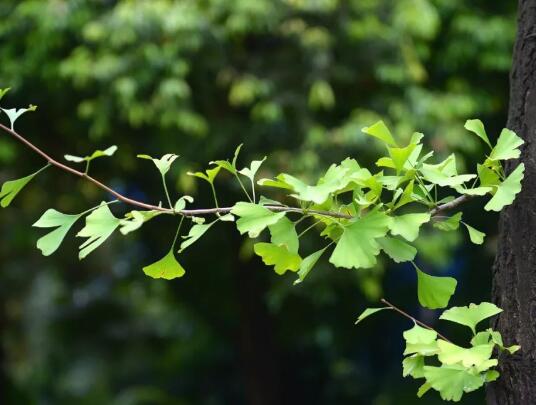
[0,88,525,402]
[358,303,520,401]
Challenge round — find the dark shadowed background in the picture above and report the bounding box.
[0,1,516,404]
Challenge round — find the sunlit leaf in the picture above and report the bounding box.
[440,302,502,334]
[138,153,179,176]
[463,223,485,245]
[489,128,524,161]
[65,145,117,163]
[362,120,397,147]
[253,242,302,275]
[0,165,48,208]
[465,119,492,148]
[484,163,524,212]
[232,202,286,238]
[437,340,494,368]
[77,202,120,259]
[329,210,391,269]
[120,210,162,235]
[33,209,83,256]
[143,249,185,280]
[416,268,457,309]
[423,365,484,402]
[433,212,462,231]
[269,216,299,253]
[1,104,37,130]
[355,307,390,324]
[378,236,417,263]
[389,213,430,241]
[295,247,327,284]
[179,221,217,252]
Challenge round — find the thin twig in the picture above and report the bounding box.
[0,122,469,220]
[380,298,452,343]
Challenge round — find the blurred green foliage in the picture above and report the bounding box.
[0,0,515,404]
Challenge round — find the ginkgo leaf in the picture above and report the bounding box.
[477,164,501,187]
[433,212,462,231]
[389,213,430,242]
[0,88,10,101]
[378,236,417,263]
[403,354,425,378]
[1,174,36,208]
[253,242,302,275]
[239,157,266,181]
[354,307,390,324]
[389,143,416,172]
[484,163,524,212]
[77,202,120,259]
[403,324,439,356]
[179,221,217,252]
[453,185,493,196]
[173,195,194,212]
[268,216,299,253]
[489,128,524,161]
[1,104,37,130]
[119,210,162,235]
[0,165,48,208]
[187,166,221,184]
[295,247,327,284]
[423,365,484,402]
[463,223,485,244]
[138,153,179,176]
[439,302,502,334]
[65,145,118,163]
[362,120,398,147]
[329,210,391,269]
[143,249,185,280]
[33,209,83,256]
[232,202,286,238]
[416,268,457,309]
[465,119,492,148]
[437,340,494,368]
[210,144,243,175]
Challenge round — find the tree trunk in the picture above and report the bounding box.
[487,2,536,404]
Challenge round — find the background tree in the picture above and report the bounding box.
[489,2,536,404]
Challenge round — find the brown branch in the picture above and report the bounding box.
[0,122,469,220]
[380,298,452,343]
[429,194,472,217]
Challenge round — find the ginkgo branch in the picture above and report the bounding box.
[380,298,452,343]
[0,122,469,220]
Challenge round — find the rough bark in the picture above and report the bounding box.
[487,2,536,404]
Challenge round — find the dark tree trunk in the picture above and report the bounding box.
[487,2,536,404]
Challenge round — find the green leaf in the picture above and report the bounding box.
[437,340,494,368]
[485,370,500,383]
[423,365,484,402]
[417,382,432,398]
[210,144,243,175]
[389,143,416,172]
[1,104,37,130]
[65,145,118,163]
[1,173,37,208]
[33,209,83,256]
[253,242,302,275]
[403,354,425,378]
[416,268,457,309]
[378,236,417,263]
[389,213,431,241]
[489,128,524,161]
[433,212,462,231]
[231,202,286,238]
[239,157,266,181]
[77,202,120,259]
[143,249,185,280]
[465,119,492,148]
[295,247,327,284]
[179,221,217,252]
[329,211,391,269]
[463,223,485,245]
[355,307,390,325]
[138,153,179,176]
[0,87,10,101]
[453,185,493,196]
[268,216,299,253]
[187,166,221,184]
[440,302,502,334]
[478,164,501,187]
[119,210,162,235]
[420,154,476,187]
[173,195,194,212]
[484,163,524,212]
[403,324,439,356]
[362,120,398,147]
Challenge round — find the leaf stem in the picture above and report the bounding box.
[171,216,185,250]
[298,220,322,238]
[161,174,173,209]
[380,298,452,343]
[234,173,253,202]
[210,183,219,209]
